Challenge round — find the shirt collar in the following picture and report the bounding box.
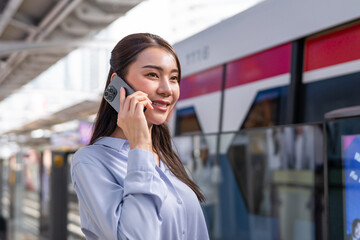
[94,136,130,151]
[94,136,170,171]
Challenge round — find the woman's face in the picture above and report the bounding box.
[125,46,180,126]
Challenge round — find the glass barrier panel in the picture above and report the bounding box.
[326,117,360,240]
[173,134,220,237]
[22,148,41,237]
[223,125,324,240]
[174,123,324,240]
[67,152,85,240]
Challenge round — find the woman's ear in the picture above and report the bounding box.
[110,73,116,81]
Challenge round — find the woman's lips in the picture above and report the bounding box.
[152,100,170,112]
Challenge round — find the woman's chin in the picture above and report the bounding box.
[147,118,166,126]
[151,121,166,126]
[146,113,168,126]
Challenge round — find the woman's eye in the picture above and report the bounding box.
[147,72,158,78]
[170,76,179,82]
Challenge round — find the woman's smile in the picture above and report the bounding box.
[151,100,170,112]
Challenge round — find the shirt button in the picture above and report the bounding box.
[182,229,186,235]
[177,198,182,204]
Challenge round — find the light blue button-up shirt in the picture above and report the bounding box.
[71,136,209,240]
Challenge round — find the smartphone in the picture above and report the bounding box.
[104,74,135,113]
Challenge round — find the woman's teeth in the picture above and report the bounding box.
[153,102,167,107]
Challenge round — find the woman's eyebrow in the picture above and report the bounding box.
[142,65,178,73]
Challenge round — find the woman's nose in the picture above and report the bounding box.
[157,78,172,96]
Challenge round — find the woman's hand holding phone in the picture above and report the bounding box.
[117,87,154,151]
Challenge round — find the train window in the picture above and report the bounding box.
[242,87,288,129]
[302,22,360,122]
[302,73,360,122]
[175,106,202,135]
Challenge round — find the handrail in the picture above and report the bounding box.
[324,106,360,120]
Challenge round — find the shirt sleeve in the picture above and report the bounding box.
[71,148,168,240]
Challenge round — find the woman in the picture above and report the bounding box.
[71,33,209,240]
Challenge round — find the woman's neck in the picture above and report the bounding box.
[110,124,153,139]
[110,127,127,139]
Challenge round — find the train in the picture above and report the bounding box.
[168,0,360,239]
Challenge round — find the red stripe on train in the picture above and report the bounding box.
[179,66,223,100]
[305,23,360,71]
[225,43,292,89]
[179,43,291,100]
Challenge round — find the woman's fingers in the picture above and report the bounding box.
[134,95,154,111]
[125,91,153,114]
[119,87,126,112]
[128,94,143,114]
[117,90,154,127]
[145,97,154,110]
[135,99,152,114]
[116,90,153,150]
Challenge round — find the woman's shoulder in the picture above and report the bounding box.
[71,143,128,186]
[71,141,128,172]
[71,144,106,168]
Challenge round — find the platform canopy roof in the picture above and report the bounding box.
[0,0,143,103]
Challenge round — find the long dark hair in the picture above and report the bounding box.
[90,33,204,202]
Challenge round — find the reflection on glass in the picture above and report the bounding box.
[173,135,221,236]
[174,124,324,240]
[192,136,221,234]
[227,125,324,240]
